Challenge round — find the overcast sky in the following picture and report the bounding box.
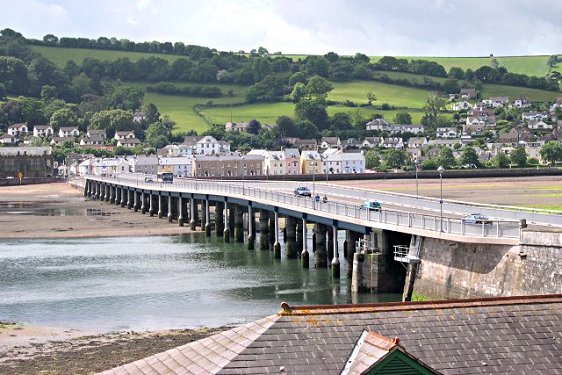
[3,0,562,56]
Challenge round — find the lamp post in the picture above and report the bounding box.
[437,165,444,232]
[414,159,419,196]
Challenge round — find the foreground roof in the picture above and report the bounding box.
[100,295,562,374]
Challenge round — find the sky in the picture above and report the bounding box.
[2,0,562,57]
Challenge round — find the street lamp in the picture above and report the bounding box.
[437,165,444,232]
[414,158,419,196]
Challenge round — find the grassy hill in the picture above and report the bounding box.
[28,45,562,134]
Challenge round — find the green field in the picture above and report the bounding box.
[30,45,183,66]
[480,83,562,101]
[329,80,430,108]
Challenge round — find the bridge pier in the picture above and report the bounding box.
[301,219,309,268]
[269,215,276,246]
[345,231,361,278]
[296,220,303,255]
[167,195,173,222]
[177,196,184,226]
[327,227,334,261]
[204,199,211,236]
[273,211,281,259]
[223,203,231,242]
[228,206,235,237]
[120,187,126,208]
[189,198,196,230]
[215,202,224,237]
[259,210,269,250]
[157,194,163,219]
[285,216,297,258]
[235,205,244,243]
[133,190,139,212]
[148,192,154,216]
[141,191,146,214]
[247,206,254,250]
[331,226,340,278]
[314,223,327,268]
[104,185,109,202]
[127,189,132,209]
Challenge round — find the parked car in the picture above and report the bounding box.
[294,186,311,197]
[462,213,492,224]
[359,200,381,211]
[144,176,154,183]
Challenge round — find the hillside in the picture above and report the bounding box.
[20,45,562,134]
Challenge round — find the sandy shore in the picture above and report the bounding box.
[0,181,197,239]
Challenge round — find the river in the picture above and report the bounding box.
[0,234,400,332]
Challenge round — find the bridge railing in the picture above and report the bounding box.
[85,176,522,239]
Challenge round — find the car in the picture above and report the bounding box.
[294,186,311,197]
[144,176,154,183]
[359,200,381,211]
[462,213,492,224]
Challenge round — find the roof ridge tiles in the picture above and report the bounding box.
[277,294,562,316]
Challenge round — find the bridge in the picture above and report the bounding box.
[79,175,562,300]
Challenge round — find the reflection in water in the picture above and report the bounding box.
[0,234,400,332]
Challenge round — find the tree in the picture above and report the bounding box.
[144,122,171,149]
[394,112,412,125]
[143,103,160,124]
[489,152,508,168]
[540,141,562,165]
[288,72,307,87]
[50,108,78,132]
[421,92,446,128]
[459,146,480,167]
[383,149,407,169]
[366,92,376,106]
[448,67,465,80]
[90,109,135,138]
[510,147,527,167]
[364,150,381,169]
[43,34,58,44]
[276,116,297,137]
[290,82,307,103]
[18,97,46,125]
[0,83,6,100]
[246,119,261,135]
[0,56,29,95]
[437,147,456,168]
[295,119,319,139]
[304,56,330,78]
[40,85,57,102]
[108,86,144,110]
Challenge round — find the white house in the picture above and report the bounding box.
[436,127,459,139]
[50,136,76,146]
[513,97,531,109]
[114,131,136,140]
[482,96,509,108]
[407,137,428,149]
[380,137,404,149]
[452,101,473,111]
[527,121,553,130]
[92,158,129,176]
[33,125,53,138]
[158,156,194,177]
[365,117,391,131]
[182,136,231,155]
[362,137,382,149]
[320,137,341,149]
[428,139,462,149]
[340,152,365,173]
[522,112,549,122]
[0,133,17,144]
[7,123,28,136]
[59,126,79,138]
[117,138,141,148]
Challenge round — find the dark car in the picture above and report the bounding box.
[462,213,492,224]
[359,200,381,211]
[144,176,154,183]
[294,186,311,197]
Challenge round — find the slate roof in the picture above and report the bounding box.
[100,295,562,374]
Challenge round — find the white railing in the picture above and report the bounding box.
[83,176,522,240]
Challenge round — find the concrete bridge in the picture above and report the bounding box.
[80,176,562,299]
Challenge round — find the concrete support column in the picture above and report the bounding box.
[178,196,184,226]
[285,216,298,258]
[301,219,309,268]
[215,202,224,237]
[258,210,269,250]
[133,190,139,212]
[105,185,110,202]
[247,206,254,250]
[158,194,163,219]
[204,199,211,236]
[120,187,126,207]
[234,205,244,243]
[127,189,132,209]
[327,227,334,261]
[331,226,340,278]
[223,203,231,242]
[273,211,281,259]
[345,231,359,278]
[269,216,276,245]
[84,181,89,197]
[140,192,146,214]
[167,195,173,222]
[314,223,327,268]
[189,198,196,230]
[149,193,155,217]
[296,220,303,254]
[228,206,235,236]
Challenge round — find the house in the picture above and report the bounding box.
[459,88,476,99]
[80,133,105,146]
[362,137,382,149]
[406,137,428,149]
[33,125,53,138]
[482,96,509,108]
[0,133,17,144]
[182,136,231,155]
[452,101,473,111]
[158,156,193,177]
[131,155,159,175]
[320,136,341,149]
[247,149,284,176]
[92,158,129,176]
[114,131,136,140]
[522,111,549,122]
[513,96,531,108]
[58,126,79,138]
[0,146,53,178]
[101,295,562,375]
[463,123,485,136]
[343,138,359,149]
[224,122,248,132]
[157,144,193,157]
[283,148,301,175]
[499,128,532,145]
[289,138,317,151]
[466,107,496,128]
[436,127,459,138]
[300,150,323,174]
[365,117,390,131]
[87,129,106,140]
[7,123,28,137]
[117,138,141,148]
[380,137,404,149]
[339,151,365,173]
[132,111,146,124]
[549,98,562,113]
[527,120,553,131]
[192,154,264,178]
[50,136,76,147]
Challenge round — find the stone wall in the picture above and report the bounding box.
[412,229,562,299]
